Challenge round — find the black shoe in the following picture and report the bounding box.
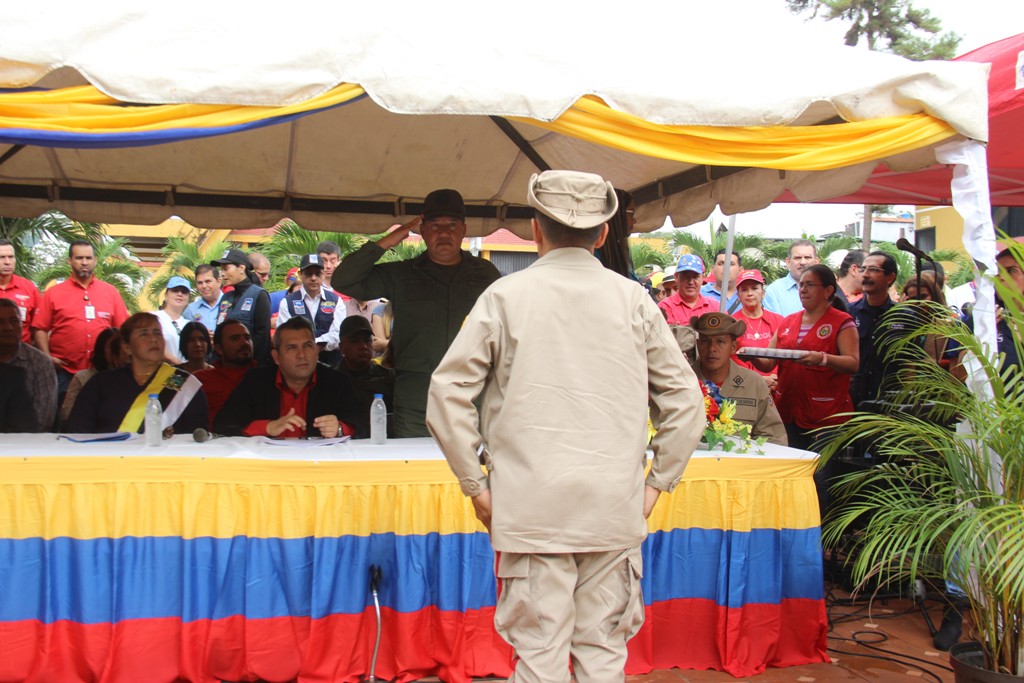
[933,604,964,651]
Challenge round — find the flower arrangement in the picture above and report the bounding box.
[647,380,766,454]
[701,380,765,453]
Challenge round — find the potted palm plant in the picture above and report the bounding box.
[818,267,1024,680]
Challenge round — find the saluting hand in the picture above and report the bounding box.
[375,216,422,251]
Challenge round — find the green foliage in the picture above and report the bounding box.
[0,213,104,278]
[145,235,231,306]
[812,233,860,268]
[35,238,148,313]
[817,249,1024,673]
[629,241,673,274]
[377,241,426,263]
[260,220,366,291]
[786,0,961,60]
[668,226,791,283]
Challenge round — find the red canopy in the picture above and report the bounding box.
[779,33,1024,207]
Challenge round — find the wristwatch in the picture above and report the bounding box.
[819,353,828,366]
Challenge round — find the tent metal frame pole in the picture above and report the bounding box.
[489,117,551,173]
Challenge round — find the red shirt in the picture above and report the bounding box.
[194,362,255,427]
[35,277,130,373]
[733,308,784,375]
[657,292,716,326]
[243,369,316,438]
[0,274,40,342]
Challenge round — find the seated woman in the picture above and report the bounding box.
[64,312,209,435]
[176,321,213,374]
[59,327,127,424]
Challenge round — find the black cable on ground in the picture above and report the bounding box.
[827,646,946,683]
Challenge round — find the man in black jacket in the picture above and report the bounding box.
[214,317,364,438]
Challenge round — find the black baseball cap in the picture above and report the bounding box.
[422,189,465,222]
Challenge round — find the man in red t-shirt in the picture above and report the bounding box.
[34,241,130,400]
[194,319,256,427]
[657,253,716,325]
[0,239,41,343]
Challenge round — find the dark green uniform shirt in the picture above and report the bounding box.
[332,242,500,436]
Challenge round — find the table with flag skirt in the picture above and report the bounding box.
[0,435,828,682]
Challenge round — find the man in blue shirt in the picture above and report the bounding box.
[700,248,741,313]
[763,239,819,315]
[183,264,223,332]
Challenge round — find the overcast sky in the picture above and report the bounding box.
[662,1,1023,240]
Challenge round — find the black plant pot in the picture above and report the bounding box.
[950,642,1017,683]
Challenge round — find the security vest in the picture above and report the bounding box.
[217,279,265,332]
[285,288,339,338]
[775,306,855,430]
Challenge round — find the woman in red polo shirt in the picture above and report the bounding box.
[732,269,783,390]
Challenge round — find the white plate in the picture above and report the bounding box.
[736,347,809,360]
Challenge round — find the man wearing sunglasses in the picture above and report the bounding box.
[332,189,501,437]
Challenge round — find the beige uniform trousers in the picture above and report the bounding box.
[494,547,645,683]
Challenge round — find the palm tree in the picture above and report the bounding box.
[378,241,426,263]
[144,235,231,306]
[0,213,104,278]
[629,240,673,277]
[667,225,790,283]
[35,238,148,313]
[260,220,365,291]
[812,234,861,269]
[872,243,968,290]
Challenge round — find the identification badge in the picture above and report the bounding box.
[18,306,27,322]
[84,305,96,320]
[294,301,306,314]
[241,297,253,312]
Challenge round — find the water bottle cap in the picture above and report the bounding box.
[374,393,383,399]
[148,394,159,399]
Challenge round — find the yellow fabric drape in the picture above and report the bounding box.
[0,83,366,132]
[0,85,956,171]
[515,95,958,171]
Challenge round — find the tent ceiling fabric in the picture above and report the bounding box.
[0,3,991,236]
[783,32,1024,208]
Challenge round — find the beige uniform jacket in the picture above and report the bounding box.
[427,248,704,554]
[697,361,788,446]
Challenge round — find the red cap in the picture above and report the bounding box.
[736,269,764,285]
[285,267,300,283]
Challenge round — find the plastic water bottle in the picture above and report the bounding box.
[370,394,387,445]
[144,394,163,446]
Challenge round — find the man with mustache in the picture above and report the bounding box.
[848,251,899,408]
[332,189,501,437]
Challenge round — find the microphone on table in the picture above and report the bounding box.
[896,237,932,263]
[193,428,224,443]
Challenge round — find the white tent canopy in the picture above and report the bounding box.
[0,2,990,238]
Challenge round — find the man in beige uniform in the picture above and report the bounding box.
[691,312,787,446]
[427,170,703,683]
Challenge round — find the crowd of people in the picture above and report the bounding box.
[1,175,1018,679]
[0,235,401,439]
